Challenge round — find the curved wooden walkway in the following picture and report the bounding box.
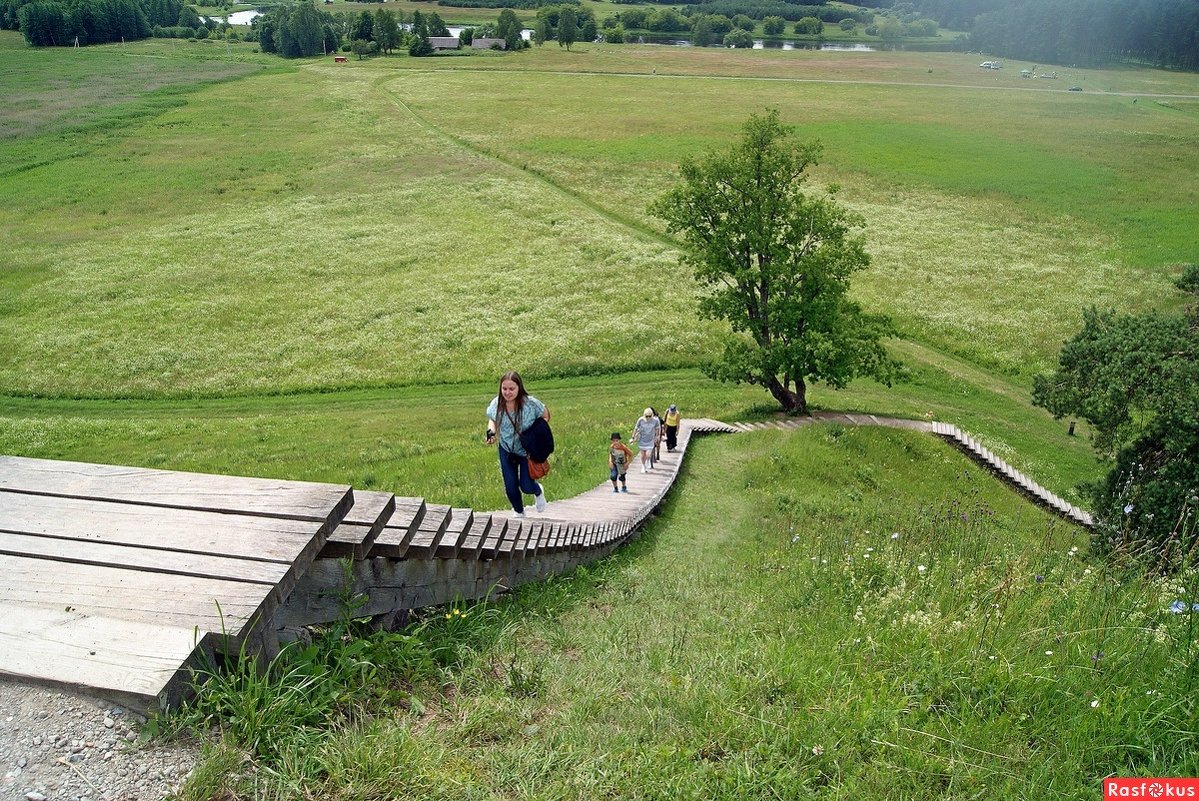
[0,413,1091,711]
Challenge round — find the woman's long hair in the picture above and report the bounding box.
[497,370,528,423]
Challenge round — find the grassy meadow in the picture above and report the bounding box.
[175,429,1199,799]
[2,27,1198,795]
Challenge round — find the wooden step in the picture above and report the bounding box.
[458,515,492,559]
[367,498,427,559]
[321,491,396,559]
[435,508,475,559]
[403,504,452,559]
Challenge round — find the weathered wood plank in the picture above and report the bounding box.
[0,605,214,713]
[0,455,352,522]
[321,491,396,559]
[479,517,508,560]
[403,504,451,560]
[367,499,427,559]
[0,491,332,566]
[458,515,491,560]
[0,531,289,588]
[0,554,275,641]
[435,509,474,560]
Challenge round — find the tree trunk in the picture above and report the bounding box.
[767,376,808,415]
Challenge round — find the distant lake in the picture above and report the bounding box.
[206,9,259,25]
[632,36,877,51]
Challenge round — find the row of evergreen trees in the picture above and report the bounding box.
[2,0,180,45]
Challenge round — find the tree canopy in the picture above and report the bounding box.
[1032,266,1199,563]
[556,4,576,48]
[651,110,899,415]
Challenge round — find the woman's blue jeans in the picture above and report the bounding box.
[498,447,541,513]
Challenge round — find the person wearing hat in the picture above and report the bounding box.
[630,407,661,473]
[664,404,681,452]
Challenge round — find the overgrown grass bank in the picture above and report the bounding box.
[174,428,1199,799]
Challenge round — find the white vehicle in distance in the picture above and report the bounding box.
[978,61,1003,69]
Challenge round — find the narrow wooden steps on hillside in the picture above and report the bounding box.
[321,490,397,559]
[366,498,427,559]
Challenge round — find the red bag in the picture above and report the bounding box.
[528,459,550,480]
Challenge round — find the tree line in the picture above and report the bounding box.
[3,0,180,46]
[967,0,1199,70]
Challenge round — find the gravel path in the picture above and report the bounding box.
[1,678,199,801]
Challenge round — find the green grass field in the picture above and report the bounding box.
[2,29,1198,795]
[175,429,1199,799]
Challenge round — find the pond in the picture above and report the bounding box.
[632,35,877,51]
[204,9,259,25]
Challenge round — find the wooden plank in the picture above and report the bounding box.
[403,504,451,560]
[321,491,396,559]
[526,522,547,555]
[367,499,427,559]
[435,509,474,559]
[542,523,560,554]
[0,554,276,641]
[508,521,533,556]
[495,520,518,557]
[0,491,335,566]
[479,517,508,560]
[458,515,491,560]
[0,605,214,713]
[0,530,289,588]
[0,455,352,522]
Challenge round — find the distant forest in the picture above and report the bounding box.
[871,0,1198,69]
[3,0,1197,71]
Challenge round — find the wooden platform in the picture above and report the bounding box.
[0,456,353,711]
[0,414,1091,711]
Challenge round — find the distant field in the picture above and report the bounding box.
[1,30,1195,499]
[390,56,1196,374]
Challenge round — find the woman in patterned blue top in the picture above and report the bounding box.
[485,370,550,517]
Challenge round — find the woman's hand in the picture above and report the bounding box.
[485,428,496,445]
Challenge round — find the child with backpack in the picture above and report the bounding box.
[609,432,633,493]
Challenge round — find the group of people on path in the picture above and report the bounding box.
[484,371,681,514]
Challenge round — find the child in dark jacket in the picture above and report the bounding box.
[609,432,633,493]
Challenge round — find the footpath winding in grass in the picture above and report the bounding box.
[175,428,1199,800]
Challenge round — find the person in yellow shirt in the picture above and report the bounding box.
[663,404,681,452]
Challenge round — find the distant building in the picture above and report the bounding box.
[471,37,506,50]
[429,37,461,51]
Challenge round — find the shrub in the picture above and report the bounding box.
[839,17,855,31]
[723,28,752,47]
[794,16,822,35]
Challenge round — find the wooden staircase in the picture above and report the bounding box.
[0,414,1092,712]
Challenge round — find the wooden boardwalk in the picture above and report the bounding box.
[0,414,1091,711]
[0,456,353,710]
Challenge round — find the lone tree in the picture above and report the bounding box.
[557,6,577,49]
[1032,265,1199,564]
[651,110,899,415]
